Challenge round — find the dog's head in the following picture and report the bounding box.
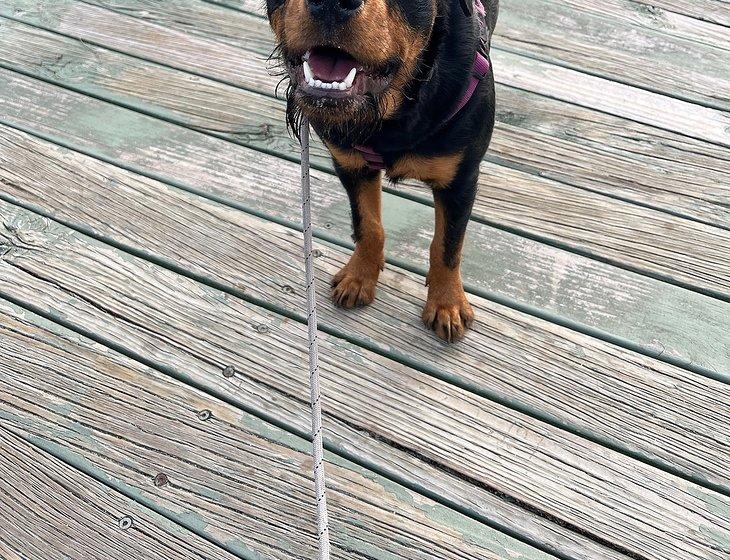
[268,0,438,135]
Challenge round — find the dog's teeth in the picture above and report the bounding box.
[324,82,333,90]
[343,67,357,88]
[314,79,323,88]
[303,50,311,61]
[303,60,314,83]
[337,82,347,90]
[308,78,316,87]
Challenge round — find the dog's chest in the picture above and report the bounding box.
[327,143,463,189]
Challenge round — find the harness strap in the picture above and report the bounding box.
[353,0,491,171]
[354,52,491,171]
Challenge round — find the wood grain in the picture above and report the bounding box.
[550,0,730,51]
[0,220,631,560]
[1,128,729,491]
[0,210,632,560]
[74,0,730,110]
[1,72,728,375]
[2,0,728,147]
[496,0,730,110]
[629,0,730,26]
[2,15,727,232]
[1,200,729,560]
[0,303,555,560]
[0,426,241,560]
[224,0,730,30]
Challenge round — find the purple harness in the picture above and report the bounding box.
[354,0,492,171]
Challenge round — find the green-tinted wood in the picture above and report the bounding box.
[2,127,729,495]
[547,0,730,51]
[222,0,730,29]
[2,14,727,232]
[69,0,730,110]
[1,21,728,297]
[0,202,631,560]
[2,0,728,147]
[0,426,242,560]
[1,70,728,377]
[2,198,729,559]
[496,0,730,110]
[0,301,557,560]
[630,0,730,26]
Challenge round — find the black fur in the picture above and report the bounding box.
[273,0,498,270]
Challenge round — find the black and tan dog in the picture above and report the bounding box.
[267,0,498,342]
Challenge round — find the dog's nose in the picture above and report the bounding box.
[307,0,363,28]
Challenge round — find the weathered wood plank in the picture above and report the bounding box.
[73,0,730,110]
[496,0,730,110]
[2,199,729,560]
[3,16,727,233]
[549,0,730,51]
[2,22,728,297]
[221,0,730,30]
[3,0,728,146]
[0,426,241,560]
[2,125,729,497]
[0,207,632,560]
[630,0,730,26]
[0,302,555,560]
[2,71,728,375]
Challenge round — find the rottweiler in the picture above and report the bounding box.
[267,0,498,342]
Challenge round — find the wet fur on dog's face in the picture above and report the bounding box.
[267,0,436,135]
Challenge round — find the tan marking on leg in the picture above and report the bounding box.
[326,142,368,172]
[422,199,474,342]
[390,152,464,188]
[332,176,385,308]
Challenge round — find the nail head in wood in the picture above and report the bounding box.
[153,473,169,487]
[118,516,133,531]
[222,365,236,378]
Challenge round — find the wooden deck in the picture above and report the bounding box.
[0,1,728,558]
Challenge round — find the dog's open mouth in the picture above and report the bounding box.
[292,46,395,98]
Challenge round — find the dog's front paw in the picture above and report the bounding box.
[331,262,380,309]
[422,289,474,343]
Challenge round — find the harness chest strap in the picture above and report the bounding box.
[353,51,491,171]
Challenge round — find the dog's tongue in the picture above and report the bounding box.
[308,48,358,82]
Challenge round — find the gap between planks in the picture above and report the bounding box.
[1,131,728,497]
[1,198,729,560]
[1,7,728,302]
[0,19,728,294]
[2,0,729,150]
[0,425,243,560]
[0,69,727,380]
[0,301,562,560]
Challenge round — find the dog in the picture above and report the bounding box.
[267,0,498,342]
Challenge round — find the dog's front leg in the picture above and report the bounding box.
[330,162,385,308]
[423,164,478,342]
